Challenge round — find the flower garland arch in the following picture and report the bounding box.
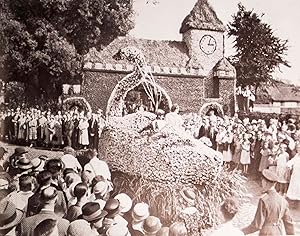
[63,96,92,114]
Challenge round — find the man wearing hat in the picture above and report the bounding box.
[81,201,108,234]
[0,200,25,236]
[6,147,28,177]
[18,186,69,236]
[242,169,294,235]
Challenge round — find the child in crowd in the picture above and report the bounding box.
[275,143,290,194]
[240,133,251,174]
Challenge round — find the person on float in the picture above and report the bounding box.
[242,169,294,235]
[165,104,184,134]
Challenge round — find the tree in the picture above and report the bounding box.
[228,4,289,89]
[0,0,134,98]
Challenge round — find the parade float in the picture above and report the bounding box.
[99,47,246,234]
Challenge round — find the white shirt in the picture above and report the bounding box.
[61,154,82,173]
[84,157,111,181]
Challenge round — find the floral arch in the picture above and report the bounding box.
[199,102,224,117]
[63,97,92,114]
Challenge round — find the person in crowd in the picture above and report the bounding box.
[142,216,162,236]
[71,113,79,150]
[0,200,25,236]
[274,143,290,195]
[0,174,11,200]
[63,113,74,148]
[156,227,170,236]
[33,219,58,236]
[81,201,108,235]
[114,193,133,223]
[209,197,244,236]
[5,174,34,211]
[83,149,111,184]
[242,169,294,235]
[19,186,70,236]
[169,222,188,236]
[60,147,82,174]
[28,112,38,147]
[88,113,99,150]
[78,115,89,149]
[240,133,251,174]
[130,202,150,235]
[66,183,88,222]
[286,143,300,201]
[92,179,109,209]
[5,147,28,177]
[259,141,272,174]
[67,219,97,236]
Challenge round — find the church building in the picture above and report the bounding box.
[64,0,236,116]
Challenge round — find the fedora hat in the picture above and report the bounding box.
[104,199,121,217]
[262,169,278,183]
[0,200,24,230]
[12,147,28,157]
[16,157,33,170]
[82,202,107,222]
[142,216,162,235]
[132,203,150,222]
[114,193,133,213]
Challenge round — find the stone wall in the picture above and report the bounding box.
[80,70,235,115]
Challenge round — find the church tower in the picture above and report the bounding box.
[180,0,226,74]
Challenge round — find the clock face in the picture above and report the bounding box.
[199,35,217,55]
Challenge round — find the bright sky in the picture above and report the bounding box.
[130,0,300,85]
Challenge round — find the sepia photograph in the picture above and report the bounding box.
[0,0,299,235]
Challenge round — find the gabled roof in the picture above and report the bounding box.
[180,0,226,33]
[258,82,300,102]
[213,57,235,72]
[84,36,189,68]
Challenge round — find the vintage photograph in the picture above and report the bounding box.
[0,0,299,235]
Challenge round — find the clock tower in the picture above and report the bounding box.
[180,0,226,74]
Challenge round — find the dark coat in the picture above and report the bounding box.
[88,119,99,149]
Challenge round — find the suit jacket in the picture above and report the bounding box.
[242,189,294,236]
[18,209,69,236]
[88,119,98,137]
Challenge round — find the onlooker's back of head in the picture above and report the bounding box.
[73,183,88,200]
[19,174,33,192]
[85,149,97,161]
[169,222,187,236]
[34,218,58,236]
[41,186,58,205]
[63,146,75,156]
[36,170,52,187]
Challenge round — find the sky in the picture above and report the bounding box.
[130,0,300,85]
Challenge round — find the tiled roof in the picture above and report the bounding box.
[84,36,189,68]
[265,83,300,102]
[180,0,226,33]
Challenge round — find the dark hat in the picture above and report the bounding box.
[0,200,24,230]
[103,199,121,217]
[16,157,33,170]
[82,202,107,222]
[41,186,58,202]
[262,169,278,183]
[142,216,162,235]
[12,147,28,156]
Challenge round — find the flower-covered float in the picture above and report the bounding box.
[99,47,246,234]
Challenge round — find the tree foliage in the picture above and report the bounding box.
[0,0,134,97]
[228,4,289,88]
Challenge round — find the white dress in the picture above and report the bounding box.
[286,154,300,200]
[275,152,289,183]
[240,141,251,165]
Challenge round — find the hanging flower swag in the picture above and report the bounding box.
[63,97,92,114]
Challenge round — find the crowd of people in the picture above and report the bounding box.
[194,110,300,199]
[0,103,299,235]
[0,146,194,236]
[0,106,106,150]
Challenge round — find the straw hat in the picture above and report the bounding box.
[142,216,162,235]
[114,193,133,213]
[93,181,108,196]
[0,200,25,231]
[16,157,32,170]
[67,220,97,236]
[132,203,150,222]
[106,224,130,236]
[262,169,278,183]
